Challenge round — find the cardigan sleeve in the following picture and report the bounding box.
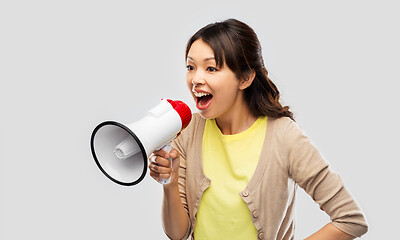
[284,120,368,237]
[172,134,189,214]
[171,133,192,240]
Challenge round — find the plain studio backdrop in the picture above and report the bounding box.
[1,0,399,239]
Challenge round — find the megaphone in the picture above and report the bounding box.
[90,99,192,186]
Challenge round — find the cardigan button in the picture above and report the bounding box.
[252,210,259,218]
[258,231,264,239]
[243,191,249,197]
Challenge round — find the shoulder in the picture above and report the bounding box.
[267,117,313,153]
[268,116,299,138]
[270,116,294,128]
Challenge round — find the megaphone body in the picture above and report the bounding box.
[90,99,192,186]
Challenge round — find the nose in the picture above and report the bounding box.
[191,69,206,86]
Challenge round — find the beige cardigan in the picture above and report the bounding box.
[172,114,368,239]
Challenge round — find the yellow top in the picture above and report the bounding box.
[194,116,268,239]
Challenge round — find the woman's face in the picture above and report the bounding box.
[186,39,244,120]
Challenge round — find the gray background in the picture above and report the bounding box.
[1,0,399,239]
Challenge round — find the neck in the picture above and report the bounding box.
[215,96,257,135]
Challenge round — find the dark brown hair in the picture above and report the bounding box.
[185,19,294,121]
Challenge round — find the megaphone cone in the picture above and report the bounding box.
[90,99,192,186]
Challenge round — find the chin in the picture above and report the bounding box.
[198,110,215,120]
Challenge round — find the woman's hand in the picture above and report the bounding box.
[148,147,181,188]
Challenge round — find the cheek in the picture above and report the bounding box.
[218,88,237,103]
[213,78,239,98]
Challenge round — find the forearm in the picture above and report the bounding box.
[162,184,189,240]
[305,223,355,240]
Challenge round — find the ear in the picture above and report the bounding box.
[239,70,256,90]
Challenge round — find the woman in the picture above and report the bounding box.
[149,19,368,240]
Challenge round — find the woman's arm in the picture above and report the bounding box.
[162,183,190,240]
[149,148,189,240]
[284,120,368,238]
[305,223,355,240]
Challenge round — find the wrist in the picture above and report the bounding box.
[163,181,179,193]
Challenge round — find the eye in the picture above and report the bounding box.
[207,67,218,72]
[186,65,194,71]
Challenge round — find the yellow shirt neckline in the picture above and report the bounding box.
[211,116,267,142]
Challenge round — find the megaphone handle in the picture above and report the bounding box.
[159,142,173,185]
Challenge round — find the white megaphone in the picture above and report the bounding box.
[90,99,192,186]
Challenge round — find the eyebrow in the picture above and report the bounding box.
[187,56,215,62]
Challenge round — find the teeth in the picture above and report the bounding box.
[193,92,211,97]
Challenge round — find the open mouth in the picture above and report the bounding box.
[194,92,213,109]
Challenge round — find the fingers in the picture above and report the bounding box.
[149,162,172,181]
[149,166,171,181]
[153,149,170,159]
[151,154,171,167]
[148,154,172,181]
[149,147,180,183]
[153,148,180,160]
[168,148,180,159]
[149,160,172,174]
